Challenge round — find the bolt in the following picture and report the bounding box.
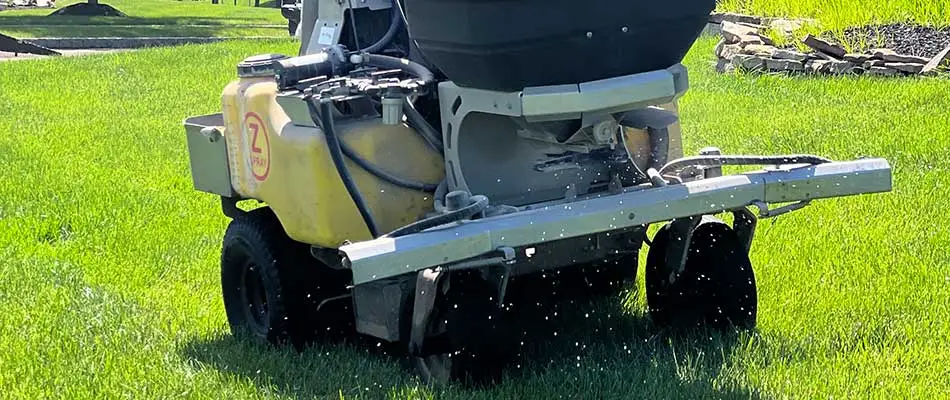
[586,32,593,39]
[445,190,471,211]
[622,26,629,33]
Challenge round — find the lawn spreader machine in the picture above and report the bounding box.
[183,0,893,384]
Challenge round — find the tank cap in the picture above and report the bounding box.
[237,53,289,78]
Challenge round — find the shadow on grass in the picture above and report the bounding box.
[182,282,767,399]
[1,24,286,38]
[0,16,284,26]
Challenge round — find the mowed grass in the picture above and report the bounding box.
[716,0,950,51]
[0,0,286,38]
[0,25,285,38]
[717,0,950,29]
[1,37,949,399]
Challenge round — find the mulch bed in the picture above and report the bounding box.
[841,23,950,58]
[48,2,125,17]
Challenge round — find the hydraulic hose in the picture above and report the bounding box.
[647,127,670,171]
[363,53,436,87]
[360,0,404,54]
[658,154,834,176]
[404,99,444,154]
[384,195,489,238]
[308,99,380,238]
[338,141,439,192]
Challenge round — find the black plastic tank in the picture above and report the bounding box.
[401,0,716,92]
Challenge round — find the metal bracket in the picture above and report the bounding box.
[408,267,446,357]
[731,207,757,253]
[752,200,812,218]
[444,247,515,273]
[310,246,347,269]
[664,215,703,282]
[221,196,246,219]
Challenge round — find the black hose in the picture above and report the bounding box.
[658,154,834,176]
[361,0,403,54]
[363,53,435,86]
[338,141,439,192]
[404,99,443,154]
[308,99,380,238]
[647,127,669,171]
[646,168,668,187]
[385,195,489,238]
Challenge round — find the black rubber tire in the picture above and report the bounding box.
[413,270,514,386]
[220,207,352,350]
[645,219,757,330]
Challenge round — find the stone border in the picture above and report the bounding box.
[713,20,950,77]
[703,12,815,37]
[21,36,289,49]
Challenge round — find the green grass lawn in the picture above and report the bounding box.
[1,25,285,38]
[0,0,287,38]
[717,0,950,51]
[1,36,947,399]
[717,0,950,29]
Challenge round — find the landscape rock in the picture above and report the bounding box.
[765,58,805,72]
[737,35,767,48]
[863,59,886,68]
[809,50,837,61]
[922,44,950,73]
[716,58,736,73]
[885,62,924,74]
[803,34,847,59]
[826,60,857,74]
[843,53,873,64]
[881,53,930,64]
[718,43,743,60]
[742,44,775,57]
[772,48,809,61]
[731,54,765,70]
[714,39,725,57]
[710,12,763,26]
[866,66,900,77]
[806,59,831,73]
[870,48,897,59]
[721,21,759,43]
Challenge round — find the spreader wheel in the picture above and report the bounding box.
[411,270,514,386]
[220,207,352,349]
[645,218,757,330]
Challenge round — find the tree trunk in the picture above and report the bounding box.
[88,0,98,5]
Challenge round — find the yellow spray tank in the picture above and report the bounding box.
[217,54,444,247]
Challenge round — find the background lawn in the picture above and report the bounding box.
[1,34,947,399]
[3,0,950,397]
[0,0,287,38]
[717,0,950,30]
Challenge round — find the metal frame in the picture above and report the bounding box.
[183,113,235,197]
[439,64,690,198]
[340,158,892,285]
[299,0,393,56]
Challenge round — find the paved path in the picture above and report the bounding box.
[0,48,128,61]
[0,24,287,28]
